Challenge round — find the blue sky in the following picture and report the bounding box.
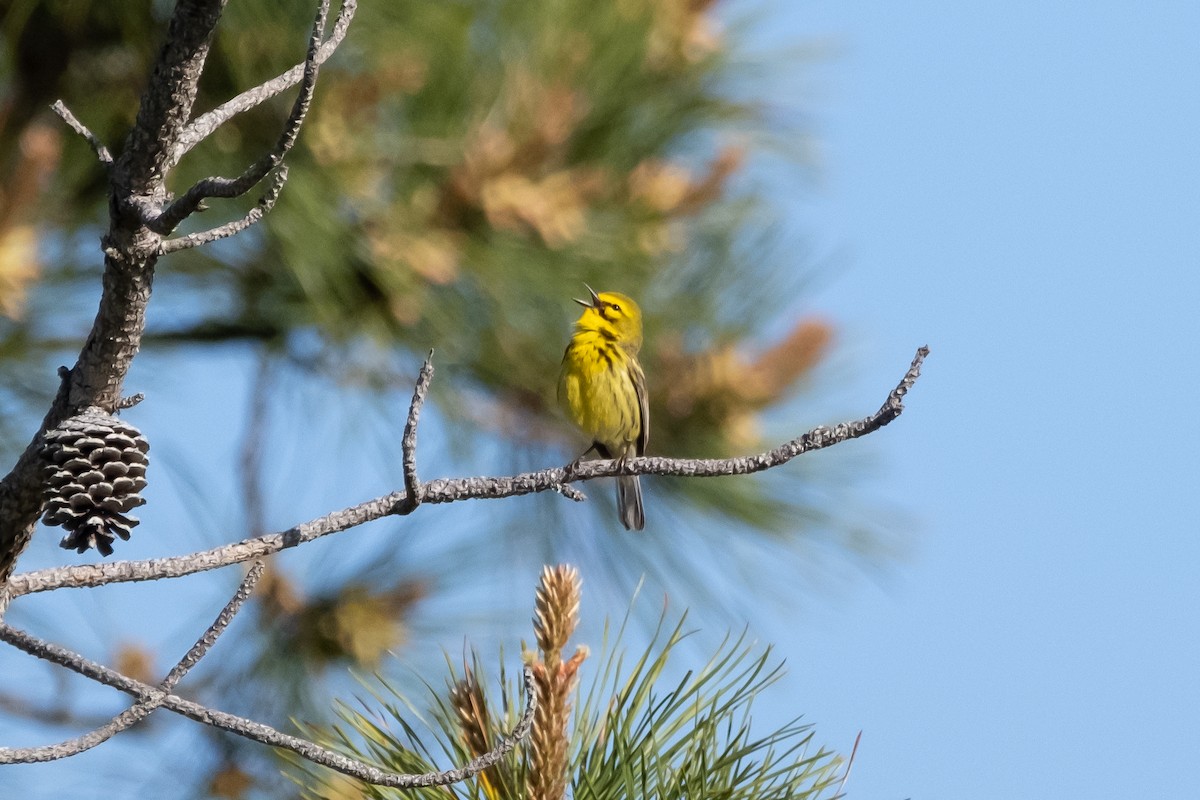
[757,2,1200,797]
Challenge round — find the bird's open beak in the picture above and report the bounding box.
[573,284,602,308]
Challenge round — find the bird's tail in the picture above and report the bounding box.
[617,475,644,531]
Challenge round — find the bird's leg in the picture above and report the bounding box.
[562,443,598,481]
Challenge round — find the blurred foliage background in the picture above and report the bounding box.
[0,0,885,796]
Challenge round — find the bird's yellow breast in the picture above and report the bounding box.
[558,331,642,453]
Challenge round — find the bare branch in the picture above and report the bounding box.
[152,0,327,235]
[171,0,357,166]
[0,619,536,787]
[6,347,928,599]
[0,561,264,763]
[10,499,396,596]
[157,166,289,254]
[397,352,435,514]
[50,101,113,166]
[162,559,266,681]
[2,0,357,597]
[118,0,227,195]
[0,0,232,587]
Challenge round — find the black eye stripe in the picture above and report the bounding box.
[597,300,622,318]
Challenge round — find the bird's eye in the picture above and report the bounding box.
[610,303,621,312]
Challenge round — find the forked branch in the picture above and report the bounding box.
[0,0,349,589]
[158,165,290,254]
[151,0,329,234]
[0,560,265,763]
[170,0,357,166]
[0,618,537,787]
[7,347,929,599]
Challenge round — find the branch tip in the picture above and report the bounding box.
[398,355,436,514]
[881,345,929,415]
[553,484,587,502]
[50,100,113,166]
[117,393,145,410]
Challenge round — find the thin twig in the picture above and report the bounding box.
[397,352,435,514]
[50,100,113,166]
[117,393,146,410]
[152,0,327,235]
[163,560,266,680]
[7,347,928,598]
[551,483,587,502]
[171,0,357,167]
[0,620,536,787]
[158,166,289,254]
[0,561,265,764]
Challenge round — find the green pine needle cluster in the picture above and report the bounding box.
[292,612,845,800]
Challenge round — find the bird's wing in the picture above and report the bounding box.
[630,358,649,456]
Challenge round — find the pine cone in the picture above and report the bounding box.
[40,407,150,557]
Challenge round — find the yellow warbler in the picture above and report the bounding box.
[558,286,648,530]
